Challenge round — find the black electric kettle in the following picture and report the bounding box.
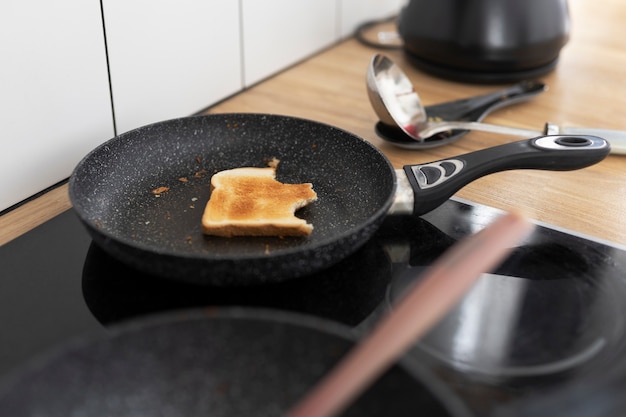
[397,0,570,83]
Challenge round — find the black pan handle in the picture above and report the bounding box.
[403,135,610,216]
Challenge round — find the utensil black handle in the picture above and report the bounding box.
[425,80,547,122]
[403,135,610,216]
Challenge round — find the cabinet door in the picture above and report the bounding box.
[340,0,407,37]
[103,0,242,134]
[0,0,114,212]
[241,0,338,86]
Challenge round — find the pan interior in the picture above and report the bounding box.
[70,114,395,260]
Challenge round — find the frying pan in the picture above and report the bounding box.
[0,307,474,417]
[69,114,609,286]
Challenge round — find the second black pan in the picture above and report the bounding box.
[0,307,473,417]
[69,114,609,286]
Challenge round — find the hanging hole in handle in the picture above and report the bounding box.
[555,136,593,147]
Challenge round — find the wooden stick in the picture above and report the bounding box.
[284,211,534,417]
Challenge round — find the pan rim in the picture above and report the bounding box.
[69,113,397,276]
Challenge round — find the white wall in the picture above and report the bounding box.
[0,0,114,212]
[340,0,406,38]
[0,0,406,212]
[103,0,242,134]
[241,0,338,87]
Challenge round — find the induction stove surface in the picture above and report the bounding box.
[1,198,626,416]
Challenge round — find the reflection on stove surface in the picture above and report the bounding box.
[81,234,392,327]
[4,199,626,416]
[377,201,626,415]
[390,271,624,378]
[79,199,626,416]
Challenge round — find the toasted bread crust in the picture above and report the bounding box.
[202,166,317,237]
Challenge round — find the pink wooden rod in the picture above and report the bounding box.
[285,211,534,417]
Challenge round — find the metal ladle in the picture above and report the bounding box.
[374,80,547,149]
[367,54,543,144]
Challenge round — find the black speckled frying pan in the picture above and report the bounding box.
[69,113,609,286]
[0,308,473,417]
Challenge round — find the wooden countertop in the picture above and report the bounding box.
[2,0,625,247]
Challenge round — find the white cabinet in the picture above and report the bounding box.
[102,0,242,134]
[241,0,337,86]
[0,0,114,212]
[102,0,408,132]
[339,0,407,38]
[240,0,407,86]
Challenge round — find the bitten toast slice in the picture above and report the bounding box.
[201,165,317,237]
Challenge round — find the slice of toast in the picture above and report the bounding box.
[201,165,317,237]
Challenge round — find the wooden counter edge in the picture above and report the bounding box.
[0,183,72,246]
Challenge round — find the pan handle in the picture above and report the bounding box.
[403,135,610,216]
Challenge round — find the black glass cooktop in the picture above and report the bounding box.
[1,197,626,416]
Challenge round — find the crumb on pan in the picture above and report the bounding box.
[152,186,170,195]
